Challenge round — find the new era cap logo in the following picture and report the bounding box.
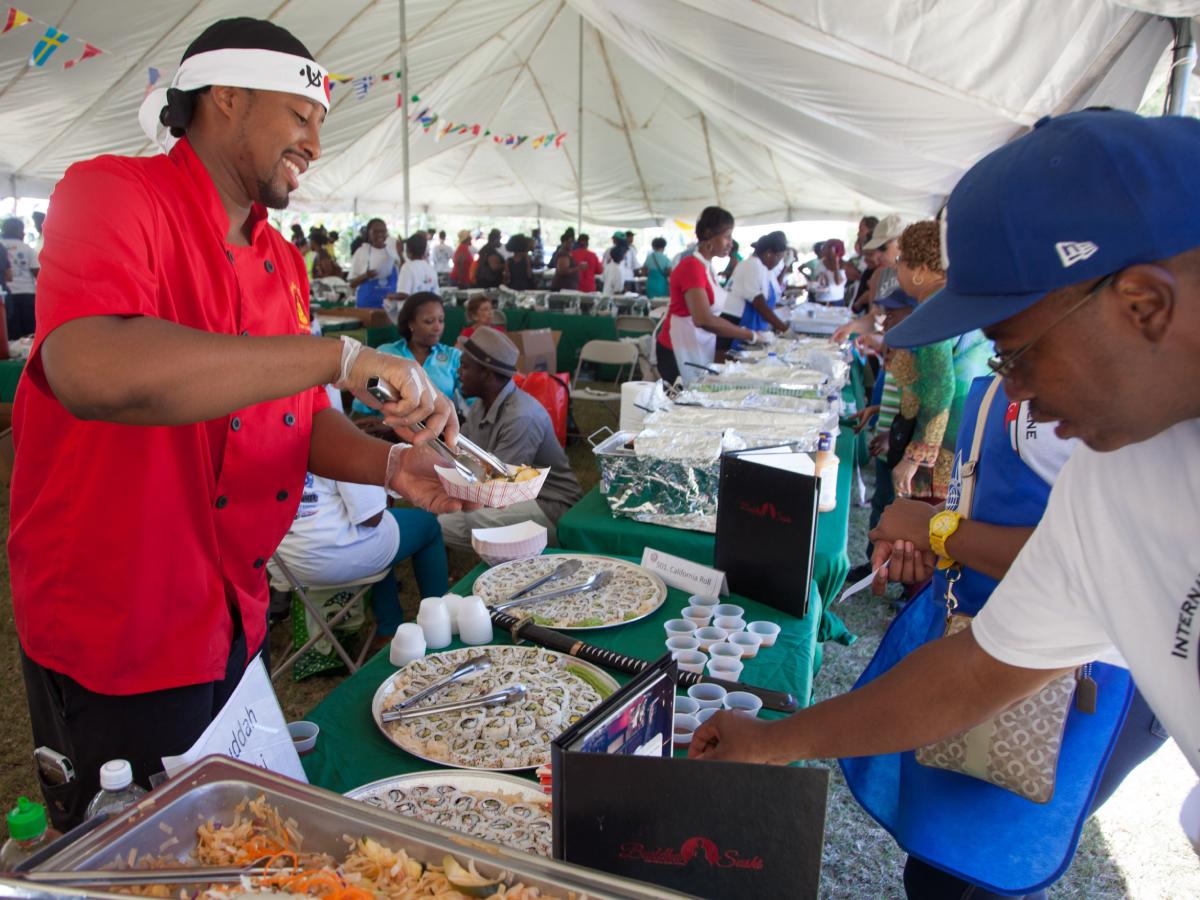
[1055,241,1098,268]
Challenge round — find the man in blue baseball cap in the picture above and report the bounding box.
[688,109,1200,848]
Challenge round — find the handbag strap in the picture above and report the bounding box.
[942,375,1003,614]
[956,375,1004,522]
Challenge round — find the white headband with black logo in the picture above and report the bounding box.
[138,48,330,150]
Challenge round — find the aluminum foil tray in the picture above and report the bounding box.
[34,756,687,900]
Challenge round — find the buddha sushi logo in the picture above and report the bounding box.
[738,500,792,524]
[291,282,310,330]
[618,836,764,870]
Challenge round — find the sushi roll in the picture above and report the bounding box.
[459,811,482,831]
[436,784,456,797]
[451,793,475,811]
[508,803,536,820]
[482,719,511,741]
[513,714,536,736]
[479,797,504,815]
[413,725,435,743]
[394,799,418,816]
[387,788,404,804]
[450,737,471,755]
[458,715,481,731]
[496,738,513,752]
[408,785,431,799]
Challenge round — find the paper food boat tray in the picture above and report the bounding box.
[436,466,550,508]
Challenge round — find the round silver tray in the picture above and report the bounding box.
[371,645,619,771]
[346,770,551,856]
[472,553,667,631]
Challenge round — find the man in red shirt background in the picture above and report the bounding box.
[9,18,466,827]
[570,233,602,293]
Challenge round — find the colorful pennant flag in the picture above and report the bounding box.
[144,66,160,97]
[406,103,565,149]
[29,25,68,66]
[63,41,100,69]
[2,6,31,33]
[352,74,376,99]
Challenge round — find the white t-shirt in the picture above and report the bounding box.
[724,254,771,320]
[0,238,39,293]
[807,259,845,303]
[432,241,454,273]
[973,417,1200,777]
[349,244,399,282]
[397,258,440,296]
[602,261,625,295]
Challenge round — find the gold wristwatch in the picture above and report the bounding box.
[928,510,964,570]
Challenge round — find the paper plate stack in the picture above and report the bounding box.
[471,520,549,565]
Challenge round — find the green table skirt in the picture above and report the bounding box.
[300,554,822,794]
[0,357,26,403]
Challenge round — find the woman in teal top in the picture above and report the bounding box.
[644,237,672,298]
[352,291,461,415]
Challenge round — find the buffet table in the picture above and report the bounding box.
[0,357,25,402]
[559,425,857,614]
[301,553,821,794]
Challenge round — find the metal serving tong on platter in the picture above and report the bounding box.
[366,377,509,481]
[503,558,583,602]
[492,571,612,613]
[16,864,274,888]
[380,685,527,723]
[385,655,491,714]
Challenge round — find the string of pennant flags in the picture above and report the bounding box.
[410,100,567,150]
[1,10,567,151]
[2,6,104,68]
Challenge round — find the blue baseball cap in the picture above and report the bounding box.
[887,110,1200,349]
[875,288,918,310]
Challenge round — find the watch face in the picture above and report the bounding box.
[931,513,958,537]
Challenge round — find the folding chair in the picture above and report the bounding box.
[267,554,389,682]
[615,315,656,336]
[569,339,640,424]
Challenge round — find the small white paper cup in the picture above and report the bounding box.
[682,606,713,627]
[674,714,701,747]
[729,631,762,658]
[693,625,729,652]
[723,691,763,717]
[747,620,781,647]
[674,696,700,716]
[686,682,727,708]
[666,635,700,654]
[709,641,744,661]
[707,656,744,682]
[674,650,707,674]
[696,707,720,724]
[687,594,720,609]
[713,616,746,633]
[713,604,745,619]
[664,619,696,638]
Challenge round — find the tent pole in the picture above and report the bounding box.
[576,14,583,233]
[1165,17,1196,116]
[399,0,411,236]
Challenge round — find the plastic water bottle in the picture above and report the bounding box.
[1,797,61,868]
[84,760,147,820]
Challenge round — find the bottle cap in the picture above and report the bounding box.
[7,797,47,841]
[99,759,134,791]
[817,431,833,451]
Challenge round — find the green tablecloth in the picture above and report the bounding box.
[558,427,857,608]
[0,357,25,403]
[300,555,822,794]
[364,306,619,374]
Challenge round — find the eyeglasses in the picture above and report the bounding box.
[986,272,1116,379]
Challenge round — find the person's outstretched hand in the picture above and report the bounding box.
[688,710,782,763]
[385,443,475,515]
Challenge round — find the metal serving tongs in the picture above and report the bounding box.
[385,655,491,714]
[15,864,275,888]
[492,571,613,613]
[503,558,583,602]
[366,377,509,482]
[380,684,527,723]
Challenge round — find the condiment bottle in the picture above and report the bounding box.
[814,431,839,513]
[1,797,60,868]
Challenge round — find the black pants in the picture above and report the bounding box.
[20,625,257,831]
[713,311,742,360]
[902,686,1168,899]
[6,292,35,339]
[656,342,680,385]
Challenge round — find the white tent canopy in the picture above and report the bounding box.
[0,1,1195,225]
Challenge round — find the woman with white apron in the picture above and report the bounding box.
[655,206,772,386]
[348,217,400,309]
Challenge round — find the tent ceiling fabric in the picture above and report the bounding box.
[0,1,1179,223]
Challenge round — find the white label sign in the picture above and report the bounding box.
[161,657,307,783]
[640,547,728,599]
